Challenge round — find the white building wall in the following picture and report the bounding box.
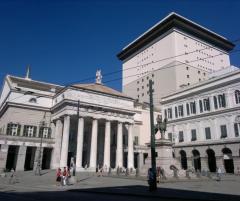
[122,32,176,87]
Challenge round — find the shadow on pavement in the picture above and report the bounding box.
[0,185,240,201]
[69,185,240,201]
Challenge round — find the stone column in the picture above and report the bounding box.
[15,145,27,171]
[138,152,144,170]
[51,119,63,169]
[89,118,98,170]
[116,122,123,168]
[127,124,134,169]
[103,120,111,169]
[76,117,84,171]
[60,115,70,168]
[0,144,8,172]
[210,96,215,112]
[226,90,233,108]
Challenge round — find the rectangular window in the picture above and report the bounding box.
[214,96,218,109]
[168,133,173,142]
[234,123,239,137]
[199,100,203,113]
[39,127,51,138]
[218,94,226,108]
[164,109,167,118]
[220,125,227,138]
[191,129,197,141]
[190,102,196,114]
[179,131,184,142]
[186,103,190,115]
[23,125,37,137]
[205,127,211,139]
[6,123,21,136]
[134,136,139,145]
[175,106,178,118]
[203,98,210,111]
[178,105,184,117]
[167,108,172,119]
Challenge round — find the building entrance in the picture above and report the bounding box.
[192,149,201,171]
[206,149,216,172]
[24,147,36,171]
[6,145,19,171]
[222,148,234,173]
[180,150,187,170]
[42,148,52,169]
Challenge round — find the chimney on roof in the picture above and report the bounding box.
[25,65,31,80]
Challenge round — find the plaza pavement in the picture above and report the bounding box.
[0,170,240,201]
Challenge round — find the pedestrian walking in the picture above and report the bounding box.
[66,167,71,185]
[56,168,62,186]
[216,167,222,181]
[9,168,16,184]
[62,167,67,186]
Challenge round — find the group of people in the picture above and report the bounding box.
[56,167,72,186]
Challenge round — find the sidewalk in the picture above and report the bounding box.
[0,170,240,200]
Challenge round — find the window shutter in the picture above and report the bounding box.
[7,123,11,135]
[23,125,27,136]
[199,100,203,113]
[33,126,37,137]
[214,96,218,109]
[220,125,227,138]
[186,103,190,115]
[175,107,178,118]
[17,125,21,136]
[222,94,226,107]
[48,128,52,138]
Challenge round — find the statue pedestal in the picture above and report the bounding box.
[144,139,179,175]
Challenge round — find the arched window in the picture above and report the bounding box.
[235,90,240,104]
[29,98,37,103]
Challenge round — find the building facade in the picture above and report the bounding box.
[0,73,139,172]
[117,12,235,104]
[161,68,240,173]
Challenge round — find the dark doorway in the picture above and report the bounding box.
[6,145,19,171]
[179,150,187,170]
[192,149,201,171]
[123,152,128,168]
[42,148,52,170]
[134,153,139,169]
[222,148,234,173]
[206,149,216,172]
[67,152,74,168]
[24,147,36,171]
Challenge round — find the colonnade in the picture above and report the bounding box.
[52,115,134,171]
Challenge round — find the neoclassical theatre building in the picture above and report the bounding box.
[0,72,146,172]
[161,68,240,174]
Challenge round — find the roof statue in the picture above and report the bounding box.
[25,65,31,80]
[96,69,102,84]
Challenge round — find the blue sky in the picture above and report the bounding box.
[0,0,240,91]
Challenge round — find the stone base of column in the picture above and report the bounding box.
[87,167,97,172]
[76,167,86,172]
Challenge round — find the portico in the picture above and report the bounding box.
[51,81,135,172]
